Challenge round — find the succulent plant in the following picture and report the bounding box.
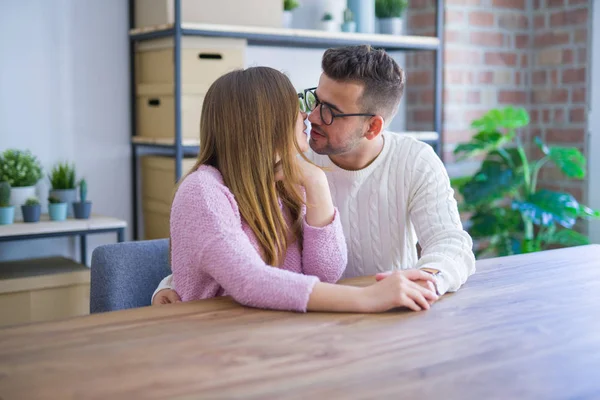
[0,181,11,207]
[79,179,88,203]
[49,162,77,190]
[48,195,63,204]
[24,197,40,206]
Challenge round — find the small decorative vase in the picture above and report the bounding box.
[0,206,15,225]
[21,204,41,223]
[73,201,92,219]
[341,21,356,32]
[379,18,403,35]
[48,203,68,221]
[321,20,338,32]
[49,189,77,217]
[348,0,375,33]
[282,11,293,28]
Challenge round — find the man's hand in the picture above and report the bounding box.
[375,270,440,306]
[152,289,181,305]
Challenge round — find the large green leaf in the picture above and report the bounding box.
[460,160,522,206]
[471,106,529,133]
[534,137,586,179]
[512,189,600,228]
[467,207,523,238]
[545,229,590,247]
[454,130,514,161]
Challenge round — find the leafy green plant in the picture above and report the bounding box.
[0,182,10,207]
[24,197,40,206]
[0,149,43,187]
[48,195,63,204]
[375,0,408,19]
[452,106,600,258]
[49,162,76,190]
[283,0,299,11]
[79,179,88,203]
[322,12,333,21]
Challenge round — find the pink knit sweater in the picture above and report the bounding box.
[170,165,348,312]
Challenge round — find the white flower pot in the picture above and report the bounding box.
[379,18,403,35]
[321,20,338,32]
[10,185,36,221]
[282,11,293,29]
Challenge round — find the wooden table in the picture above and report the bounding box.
[1,245,599,399]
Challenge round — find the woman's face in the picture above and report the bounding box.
[295,110,309,153]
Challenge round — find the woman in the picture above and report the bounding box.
[169,66,438,312]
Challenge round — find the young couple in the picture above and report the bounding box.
[154,45,476,313]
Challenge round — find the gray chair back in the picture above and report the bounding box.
[90,239,171,313]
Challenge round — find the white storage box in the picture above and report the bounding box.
[134,0,283,29]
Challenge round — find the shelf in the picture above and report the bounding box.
[0,215,127,240]
[132,131,439,156]
[129,23,440,51]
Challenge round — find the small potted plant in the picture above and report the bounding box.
[0,149,43,209]
[48,195,68,222]
[341,8,356,33]
[73,179,92,219]
[283,0,299,29]
[0,182,15,225]
[21,197,41,223]
[321,12,337,32]
[48,162,77,217]
[375,0,408,35]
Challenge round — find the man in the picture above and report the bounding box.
[153,45,475,307]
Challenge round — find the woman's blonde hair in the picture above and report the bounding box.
[179,67,307,266]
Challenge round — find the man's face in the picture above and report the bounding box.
[307,73,370,156]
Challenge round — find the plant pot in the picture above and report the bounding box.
[49,188,77,217]
[341,21,356,32]
[21,204,41,223]
[0,206,15,225]
[348,0,375,33]
[48,203,68,221]
[73,201,92,219]
[321,20,338,32]
[282,11,293,28]
[378,18,403,35]
[10,186,36,220]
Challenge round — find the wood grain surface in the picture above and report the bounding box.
[0,245,599,399]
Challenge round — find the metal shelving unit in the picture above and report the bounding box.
[128,0,445,240]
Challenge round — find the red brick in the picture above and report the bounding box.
[445,30,463,43]
[534,15,545,28]
[515,71,521,85]
[543,109,551,123]
[551,70,559,85]
[411,0,434,8]
[420,91,434,105]
[562,67,586,84]
[574,29,587,43]
[498,14,529,29]
[573,87,586,103]
[578,48,588,63]
[532,88,569,103]
[533,0,541,8]
[546,128,585,143]
[409,13,435,29]
[470,32,505,47]
[445,70,463,84]
[534,31,570,47]
[446,10,465,24]
[570,107,587,123]
[547,0,565,6]
[464,109,488,123]
[409,70,432,86]
[553,109,566,123]
[550,8,588,26]
[498,90,528,104]
[569,0,588,4]
[466,90,481,104]
[407,92,419,103]
[521,54,528,67]
[469,11,495,26]
[445,49,481,65]
[447,0,482,4]
[515,34,529,48]
[563,49,574,64]
[530,110,540,123]
[444,129,475,143]
[444,89,465,103]
[414,109,434,123]
[478,71,494,83]
[532,70,546,84]
[485,52,517,66]
[492,0,526,8]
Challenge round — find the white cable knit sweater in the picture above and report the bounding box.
[305,131,475,295]
[153,131,475,299]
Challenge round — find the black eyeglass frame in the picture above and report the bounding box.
[298,87,376,126]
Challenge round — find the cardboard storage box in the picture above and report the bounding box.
[141,156,197,239]
[134,0,283,29]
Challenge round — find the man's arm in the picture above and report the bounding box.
[407,143,476,295]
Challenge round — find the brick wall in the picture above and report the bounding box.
[404,0,591,202]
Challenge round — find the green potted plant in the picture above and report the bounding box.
[0,181,15,225]
[48,195,68,222]
[73,179,92,219]
[452,106,600,258]
[21,196,41,223]
[283,0,299,29]
[321,12,337,32]
[48,162,77,217]
[0,149,43,212]
[341,8,356,33]
[375,0,408,35]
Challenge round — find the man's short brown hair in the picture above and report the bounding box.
[321,45,405,123]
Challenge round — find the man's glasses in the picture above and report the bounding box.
[298,87,376,126]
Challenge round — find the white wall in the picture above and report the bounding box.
[589,0,600,243]
[0,0,131,263]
